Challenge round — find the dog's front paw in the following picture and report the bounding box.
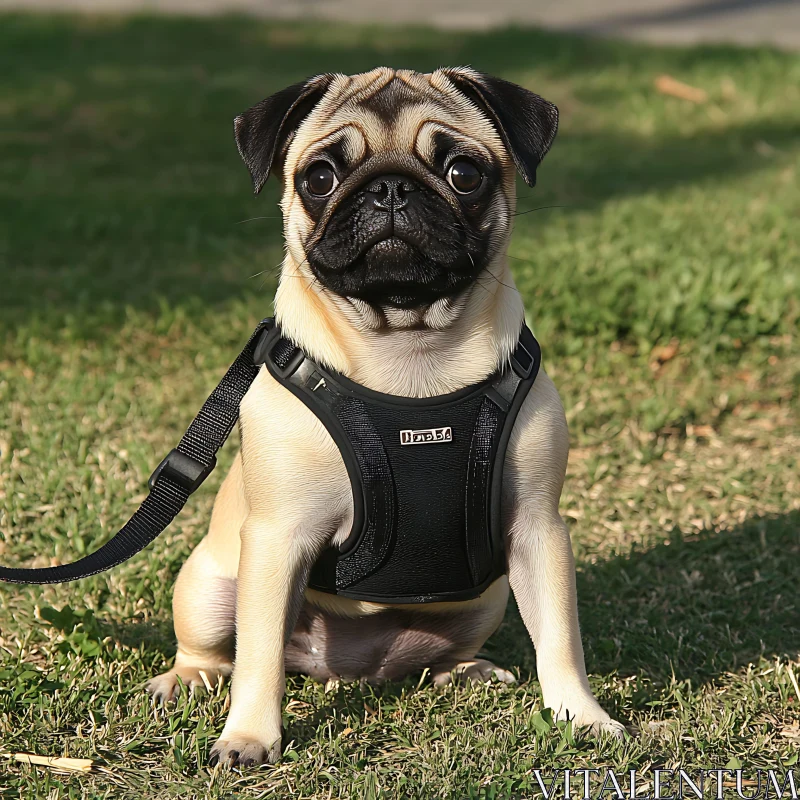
[209,732,282,768]
[548,694,627,742]
[583,717,627,741]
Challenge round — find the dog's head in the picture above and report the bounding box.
[234,67,558,310]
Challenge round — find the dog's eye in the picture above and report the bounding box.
[305,162,338,197]
[447,160,482,194]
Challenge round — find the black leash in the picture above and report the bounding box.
[0,319,273,585]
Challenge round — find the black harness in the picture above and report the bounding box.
[0,319,541,603]
[256,323,541,603]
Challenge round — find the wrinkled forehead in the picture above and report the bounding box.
[285,68,508,172]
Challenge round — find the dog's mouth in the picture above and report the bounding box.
[366,236,415,264]
[310,233,477,309]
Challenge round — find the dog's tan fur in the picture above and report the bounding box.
[147,67,624,765]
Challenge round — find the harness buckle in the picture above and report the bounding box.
[253,327,305,379]
[148,449,216,494]
[275,346,305,378]
[510,339,535,378]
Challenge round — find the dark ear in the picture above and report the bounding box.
[443,68,558,187]
[234,74,333,194]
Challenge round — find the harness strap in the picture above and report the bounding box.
[0,319,273,584]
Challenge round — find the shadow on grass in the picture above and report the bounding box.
[87,511,797,758]
[106,617,178,656]
[1,14,798,334]
[488,510,800,687]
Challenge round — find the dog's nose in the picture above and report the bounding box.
[366,174,417,212]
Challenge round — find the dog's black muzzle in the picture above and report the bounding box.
[306,158,487,308]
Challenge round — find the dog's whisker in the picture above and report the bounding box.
[472,278,493,297]
[503,253,541,267]
[248,266,279,280]
[482,271,522,296]
[249,249,316,289]
[236,215,283,224]
[510,204,567,218]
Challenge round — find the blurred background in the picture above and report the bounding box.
[0,1,798,797]
[2,0,800,48]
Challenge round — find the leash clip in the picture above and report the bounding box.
[148,449,216,494]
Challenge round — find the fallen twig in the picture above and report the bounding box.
[8,753,94,773]
[655,74,708,103]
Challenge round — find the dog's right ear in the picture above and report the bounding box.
[234,74,333,194]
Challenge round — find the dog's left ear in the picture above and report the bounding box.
[234,74,334,194]
[443,67,558,187]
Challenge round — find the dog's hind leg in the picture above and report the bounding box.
[146,548,236,702]
[147,453,246,703]
[431,658,517,688]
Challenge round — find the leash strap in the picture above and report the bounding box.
[0,319,274,584]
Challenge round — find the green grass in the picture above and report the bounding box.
[0,12,799,799]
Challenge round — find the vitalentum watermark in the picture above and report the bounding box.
[528,769,799,800]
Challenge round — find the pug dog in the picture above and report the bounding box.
[146,67,625,766]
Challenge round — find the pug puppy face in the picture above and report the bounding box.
[234,67,558,312]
